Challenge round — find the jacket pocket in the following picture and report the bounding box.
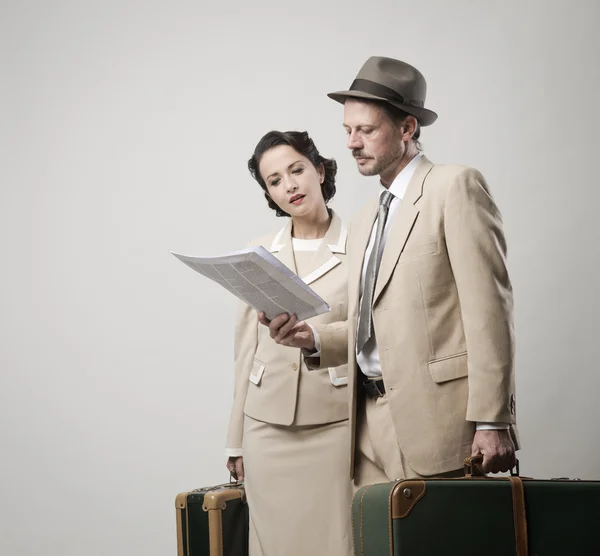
[328,367,348,387]
[428,352,468,383]
[401,240,438,260]
[249,358,265,385]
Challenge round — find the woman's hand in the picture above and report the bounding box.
[226,456,245,481]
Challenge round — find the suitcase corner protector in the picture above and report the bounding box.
[175,492,188,509]
[391,479,427,519]
[202,488,244,511]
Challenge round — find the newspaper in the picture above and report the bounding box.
[171,245,330,321]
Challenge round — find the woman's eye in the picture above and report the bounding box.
[292,168,303,174]
[270,178,280,186]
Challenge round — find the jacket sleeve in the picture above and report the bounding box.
[303,320,349,370]
[444,167,516,425]
[225,299,259,454]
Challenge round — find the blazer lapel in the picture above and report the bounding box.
[302,211,346,285]
[348,199,379,313]
[270,219,297,274]
[269,211,348,283]
[373,157,435,304]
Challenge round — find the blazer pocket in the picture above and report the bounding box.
[328,367,348,387]
[401,240,438,260]
[249,358,266,385]
[428,352,468,383]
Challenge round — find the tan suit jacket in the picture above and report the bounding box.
[225,211,350,452]
[310,157,520,477]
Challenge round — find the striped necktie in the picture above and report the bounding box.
[356,190,394,353]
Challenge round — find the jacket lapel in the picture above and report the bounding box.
[270,219,297,274]
[269,211,348,284]
[373,157,434,304]
[348,199,379,313]
[302,211,346,285]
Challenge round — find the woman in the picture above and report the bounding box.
[224,130,352,556]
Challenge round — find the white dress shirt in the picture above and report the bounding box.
[311,153,507,431]
[356,152,423,377]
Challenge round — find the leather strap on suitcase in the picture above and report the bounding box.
[465,455,528,556]
[509,476,528,556]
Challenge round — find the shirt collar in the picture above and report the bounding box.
[378,152,423,201]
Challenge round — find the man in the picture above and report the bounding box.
[259,56,519,487]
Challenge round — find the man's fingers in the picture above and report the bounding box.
[472,430,517,474]
[482,450,516,474]
[481,453,491,473]
[472,441,494,473]
[497,452,515,474]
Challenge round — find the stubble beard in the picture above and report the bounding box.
[355,144,405,178]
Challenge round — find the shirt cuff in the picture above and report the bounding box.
[225,448,243,457]
[476,422,510,430]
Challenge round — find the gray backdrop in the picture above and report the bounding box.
[2,0,599,554]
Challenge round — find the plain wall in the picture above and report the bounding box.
[1,0,599,554]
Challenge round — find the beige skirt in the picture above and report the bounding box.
[242,416,353,556]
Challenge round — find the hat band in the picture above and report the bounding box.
[349,78,424,108]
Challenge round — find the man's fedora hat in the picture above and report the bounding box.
[328,56,438,126]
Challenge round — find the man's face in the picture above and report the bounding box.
[343,99,405,178]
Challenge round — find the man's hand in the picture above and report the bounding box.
[258,312,316,351]
[471,429,516,474]
[226,456,244,481]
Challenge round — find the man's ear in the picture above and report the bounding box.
[401,115,418,141]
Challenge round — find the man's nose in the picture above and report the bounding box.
[347,130,362,150]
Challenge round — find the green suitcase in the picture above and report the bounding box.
[175,481,248,556]
[352,456,600,555]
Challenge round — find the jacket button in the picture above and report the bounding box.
[291,363,298,371]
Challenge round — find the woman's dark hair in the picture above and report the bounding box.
[248,130,337,217]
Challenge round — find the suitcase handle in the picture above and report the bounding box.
[192,479,244,494]
[464,455,520,477]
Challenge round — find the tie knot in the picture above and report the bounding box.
[380,190,394,208]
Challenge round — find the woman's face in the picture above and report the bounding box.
[258,145,325,218]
